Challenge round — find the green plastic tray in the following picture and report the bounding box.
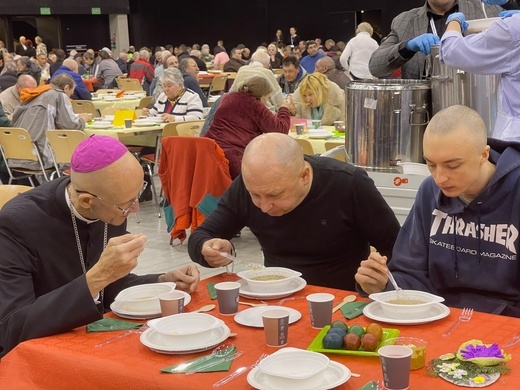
[307,325,400,357]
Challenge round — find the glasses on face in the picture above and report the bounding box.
[74,181,148,216]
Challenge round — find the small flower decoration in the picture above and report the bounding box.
[436,362,460,373]
[472,376,486,384]
[449,369,468,379]
[456,339,511,366]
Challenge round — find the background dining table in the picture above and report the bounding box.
[91,97,144,113]
[1,273,520,389]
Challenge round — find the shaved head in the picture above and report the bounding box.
[425,105,487,152]
[241,133,312,216]
[243,133,305,179]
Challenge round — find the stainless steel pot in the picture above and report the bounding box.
[346,80,431,170]
[430,45,498,135]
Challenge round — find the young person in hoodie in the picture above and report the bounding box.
[355,104,520,317]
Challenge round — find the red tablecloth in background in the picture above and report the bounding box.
[1,274,520,389]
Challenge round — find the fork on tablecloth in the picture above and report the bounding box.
[443,308,473,337]
[212,353,268,388]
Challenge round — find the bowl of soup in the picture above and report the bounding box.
[237,267,302,293]
[369,290,445,319]
[113,282,177,312]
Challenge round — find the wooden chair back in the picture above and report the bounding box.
[45,130,87,173]
[175,121,205,137]
[0,127,40,162]
[208,75,228,96]
[322,144,347,162]
[294,138,315,155]
[138,96,153,109]
[101,107,118,117]
[162,120,205,138]
[0,127,54,183]
[119,78,143,91]
[0,185,32,209]
[71,100,97,116]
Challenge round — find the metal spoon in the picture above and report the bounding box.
[332,294,356,313]
[191,304,216,313]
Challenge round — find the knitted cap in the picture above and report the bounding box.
[71,135,128,173]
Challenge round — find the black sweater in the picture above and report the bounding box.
[188,156,400,291]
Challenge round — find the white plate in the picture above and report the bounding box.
[110,291,191,319]
[145,117,164,123]
[102,96,117,101]
[91,123,113,129]
[308,133,333,139]
[363,301,450,325]
[247,360,351,390]
[238,277,307,300]
[234,306,301,328]
[140,324,230,354]
[133,121,156,127]
[122,96,140,100]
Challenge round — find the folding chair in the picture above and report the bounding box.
[321,145,348,162]
[138,96,153,109]
[119,78,143,92]
[0,127,57,186]
[294,138,315,155]
[71,100,98,117]
[45,130,87,177]
[0,185,33,209]
[207,75,228,97]
[174,121,205,137]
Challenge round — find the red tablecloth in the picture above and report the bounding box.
[1,274,520,389]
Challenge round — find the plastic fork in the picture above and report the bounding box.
[212,353,268,388]
[443,308,473,337]
[502,331,520,348]
[95,324,149,348]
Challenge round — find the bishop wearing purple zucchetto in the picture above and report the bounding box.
[0,135,200,357]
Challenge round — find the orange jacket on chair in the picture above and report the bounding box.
[158,136,232,243]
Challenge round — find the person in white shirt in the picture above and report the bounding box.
[340,22,379,80]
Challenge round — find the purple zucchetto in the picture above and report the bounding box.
[71,135,128,173]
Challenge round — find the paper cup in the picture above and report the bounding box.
[306,293,334,328]
[124,119,133,128]
[311,120,321,129]
[159,291,185,316]
[295,124,304,135]
[379,345,413,390]
[262,309,290,347]
[333,121,344,132]
[214,281,240,315]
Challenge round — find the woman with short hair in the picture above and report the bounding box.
[145,67,203,122]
